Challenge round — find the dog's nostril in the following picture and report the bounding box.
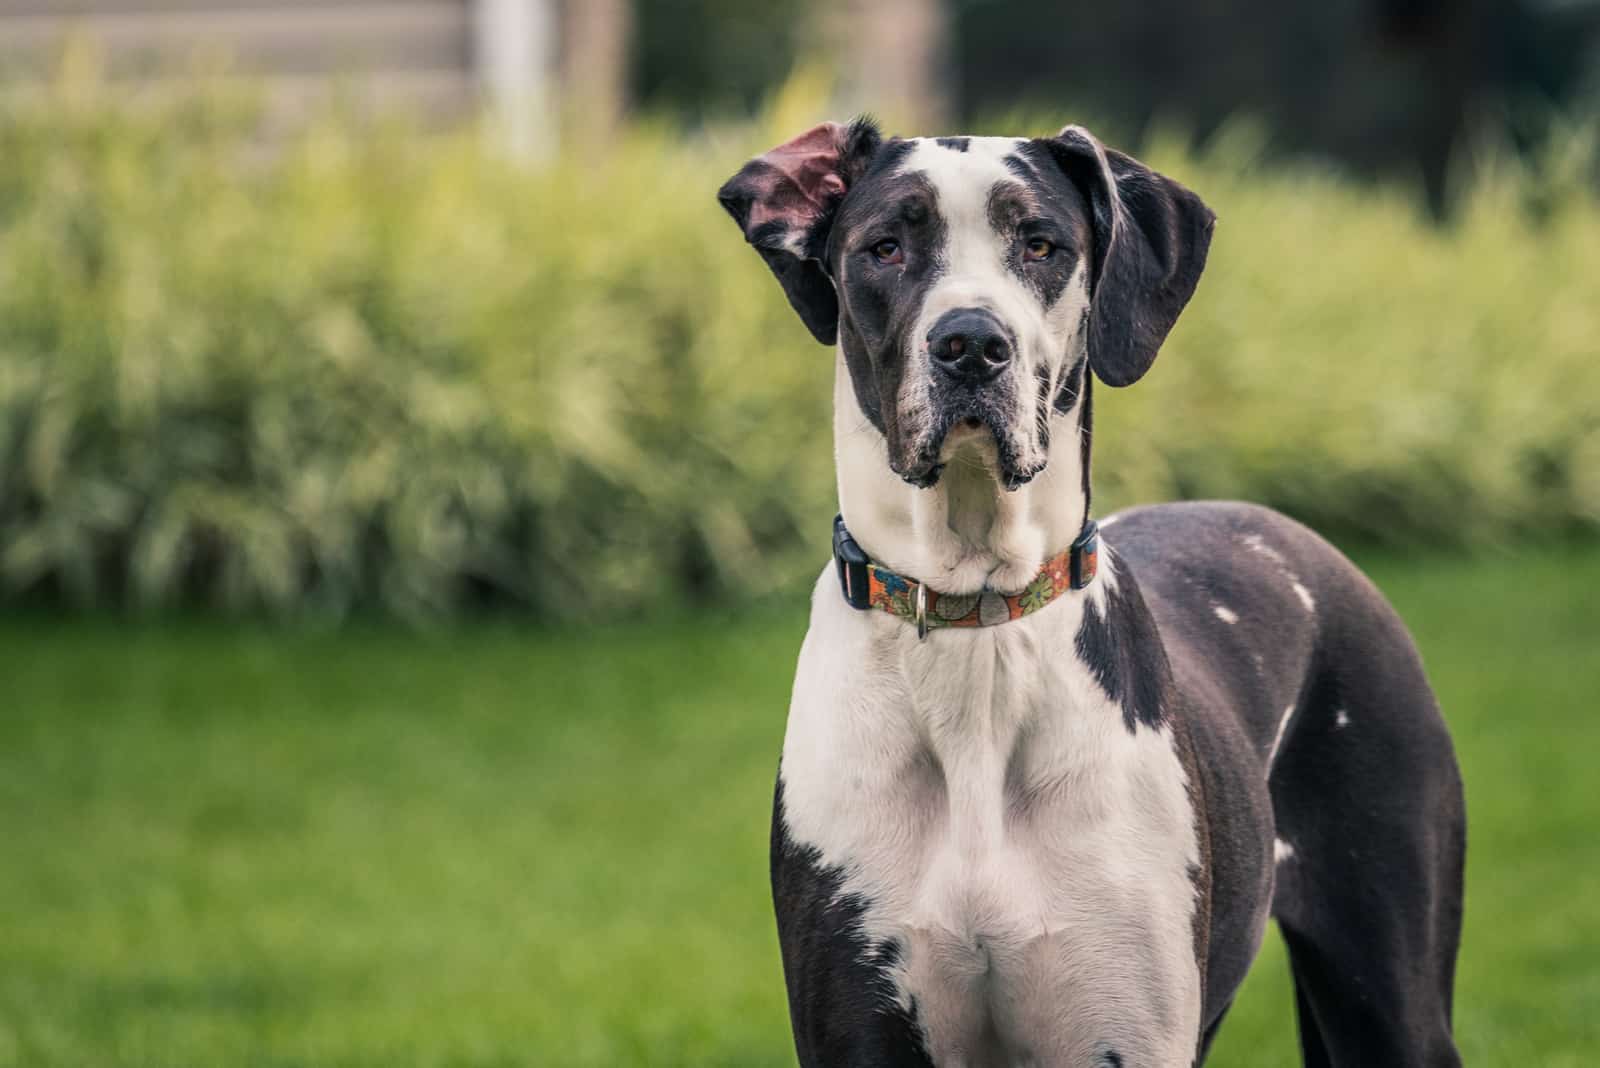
[928,332,969,362]
[983,337,1010,364]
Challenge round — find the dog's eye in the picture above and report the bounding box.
[871,239,903,265]
[1024,238,1055,261]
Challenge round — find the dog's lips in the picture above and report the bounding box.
[993,428,1045,489]
[895,445,946,488]
[899,413,1038,490]
[998,460,1042,490]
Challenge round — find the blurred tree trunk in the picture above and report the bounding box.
[472,0,559,160]
[561,0,633,145]
[1374,0,1485,218]
[829,0,951,129]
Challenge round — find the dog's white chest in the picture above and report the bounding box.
[781,568,1203,1066]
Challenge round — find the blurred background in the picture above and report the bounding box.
[0,1,1596,1065]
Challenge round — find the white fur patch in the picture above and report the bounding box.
[1335,708,1350,729]
[1241,533,1284,564]
[802,137,1199,1062]
[1212,604,1239,625]
[1243,534,1317,615]
[1274,838,1296,864]
[1267,703,1296,769]
[1291,581,1316,613]
[782,568,1203,1065]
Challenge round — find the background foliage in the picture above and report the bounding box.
[1,77,1597,622]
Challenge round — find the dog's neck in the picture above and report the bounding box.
[834,352,1092,597]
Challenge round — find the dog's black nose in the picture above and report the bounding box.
[927,309,1012,383]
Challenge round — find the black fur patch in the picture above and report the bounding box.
[1075,578,1171,732]
[1105,500,1465,1063]
[995,145,1094,309]
[1074,359,1093,516]
[829,146,955,481]
[1052,349,1088,414]
[1031,360,1055,460]
[716,117,886,345]
[1169,700,1214,1013]
[935,136,970,152]
[772,779,934,1067]
[1037,130,1216,387]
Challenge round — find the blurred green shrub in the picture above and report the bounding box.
[0,79,1596,622]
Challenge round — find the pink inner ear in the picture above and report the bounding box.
[746,122,849,229]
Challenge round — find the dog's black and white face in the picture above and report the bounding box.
[720,120,1215,490]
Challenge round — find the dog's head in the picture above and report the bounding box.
[718,121,1214,489]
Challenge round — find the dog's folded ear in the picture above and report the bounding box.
[717,118,883,345]
[1046,126,1216,387]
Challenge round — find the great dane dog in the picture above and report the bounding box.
[718,120,1465,1067]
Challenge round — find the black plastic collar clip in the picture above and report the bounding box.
[832,514,872,610]
[1069,519,1100,591]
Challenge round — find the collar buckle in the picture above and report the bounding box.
[832,514,871,610]
[1069,519,1100,590]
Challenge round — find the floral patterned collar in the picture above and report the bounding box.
[831,515,1100,639]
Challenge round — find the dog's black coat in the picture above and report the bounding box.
[1117,501,1466,1066]
[1076,573,1172,733]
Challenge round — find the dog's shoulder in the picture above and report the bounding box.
[1102,500,1365,634]
[1103,499,1330,568]
[1103,500,1397,639]
[1098,499,1412,784]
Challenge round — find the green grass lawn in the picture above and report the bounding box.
[1,546,1596,1066]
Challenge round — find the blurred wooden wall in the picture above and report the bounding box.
[0,0,527,131]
